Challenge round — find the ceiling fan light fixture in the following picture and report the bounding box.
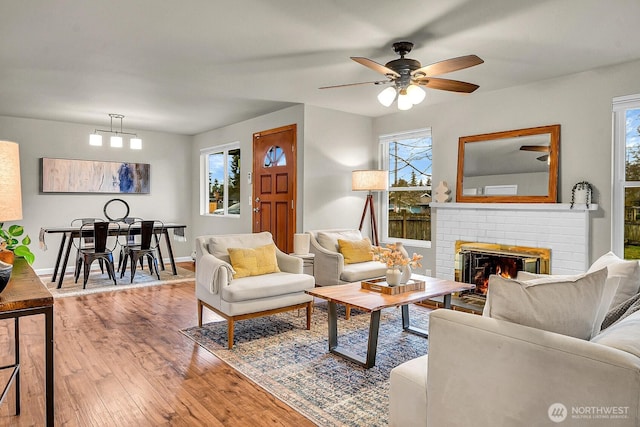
[377,86,396,107]
[406,84,426,105]
[397,93,413,110]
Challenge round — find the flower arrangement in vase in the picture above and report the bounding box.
[371,243,423,286]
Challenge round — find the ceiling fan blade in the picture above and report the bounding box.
[414,77,479,93]
[319,80,390,89]
[520,145,550,152]
[351,57,400,78]
[412,55,484,77]
[537,155,549,162]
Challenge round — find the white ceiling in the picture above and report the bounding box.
[1,0,640,135]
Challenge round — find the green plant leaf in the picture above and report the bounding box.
[14,246,35,264]
[21,235,31,245]
[8,225,24,236]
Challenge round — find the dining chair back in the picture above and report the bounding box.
[70,217,106,278]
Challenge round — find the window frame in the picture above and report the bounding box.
[200,142,241,217]
[378,127,433,248]
[612,93,640,257]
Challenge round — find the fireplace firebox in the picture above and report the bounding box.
[455,242,551,297]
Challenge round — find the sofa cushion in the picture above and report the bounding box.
[338,237,373,264]
[228,243,280,278]
[222,272,315,302]
[340,260,387,283]
[590,309,640,358]
[484,268,607,340]
[587,251,640,310]
[316,230,362,252]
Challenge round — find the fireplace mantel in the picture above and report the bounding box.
[431,202,597,280]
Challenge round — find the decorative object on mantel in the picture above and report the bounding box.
[570,181,594,209]
[352,170,389,246]
[371,242,423,286]
[434,180,452,203]
[90,113,143,149]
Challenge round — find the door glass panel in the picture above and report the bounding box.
[264,145,286,167]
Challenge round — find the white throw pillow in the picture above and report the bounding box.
[587,251,640,310]
[316,230,363,252]
[484,268,608,340]
[516,270,621,338]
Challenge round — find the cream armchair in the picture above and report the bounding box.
[195,232,315,349]
[307,229,387,286]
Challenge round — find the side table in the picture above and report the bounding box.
[0,258,54,426]
[289,252,315,276]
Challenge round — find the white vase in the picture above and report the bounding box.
[293,233,310,255]
[573,188,589,205]
[400,265,412,284]
[386,268,401,286]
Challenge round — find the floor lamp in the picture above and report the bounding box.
[352,170,388,247]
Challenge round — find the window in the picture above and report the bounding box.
[613,94,640,258]
[379,128,432,246]
[201,143,241,216]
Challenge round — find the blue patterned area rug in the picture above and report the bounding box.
[181,303,430,427]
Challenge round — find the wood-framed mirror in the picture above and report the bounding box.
[456,124,560,203]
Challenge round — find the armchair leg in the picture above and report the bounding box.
[306,301,312,330]
[346,304,351,320]
[197,300,203,327]
[227,319,234,350]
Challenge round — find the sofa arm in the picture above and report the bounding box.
[276,250,303,274]
[426,309,640,427]
[308,234,344,285]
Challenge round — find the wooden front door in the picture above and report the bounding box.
[252,124,297,253]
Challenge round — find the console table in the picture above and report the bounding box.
[0,258,54,426]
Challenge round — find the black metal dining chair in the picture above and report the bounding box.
[117,216,143,273]
[73,221,120,288]
[120,220,164,283]
[71,217,106,277]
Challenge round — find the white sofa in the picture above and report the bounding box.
[390,307,640,427]
[307,228,387,286]
[195,232,315,349]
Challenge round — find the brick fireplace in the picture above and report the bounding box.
[431,202,597,281]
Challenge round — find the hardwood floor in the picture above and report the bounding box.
[0,263,315,426]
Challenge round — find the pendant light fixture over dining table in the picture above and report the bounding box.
[89,113,142,149]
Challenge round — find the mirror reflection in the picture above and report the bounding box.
[456,125,560,203]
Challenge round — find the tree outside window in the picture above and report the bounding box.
[202,144,241,216]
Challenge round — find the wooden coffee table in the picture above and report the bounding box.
[306,274,474,368]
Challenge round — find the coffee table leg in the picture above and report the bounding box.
[327,302,380,369]
[443,293,452,309]
[401,304,429,338]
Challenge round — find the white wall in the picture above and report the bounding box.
[374,58,640,275]
[0,116,192,273]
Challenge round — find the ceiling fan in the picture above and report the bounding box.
[520,145,550,162]
[320,41,483,110]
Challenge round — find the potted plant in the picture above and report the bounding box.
[570,181,594,209]
[371,243,422,286]
[0,223,35,264]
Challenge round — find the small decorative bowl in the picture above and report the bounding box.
[0,260,13,293]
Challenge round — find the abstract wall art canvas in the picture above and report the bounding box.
[41,158,150,193]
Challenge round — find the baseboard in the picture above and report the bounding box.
[35,256,194,276]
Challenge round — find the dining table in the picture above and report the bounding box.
[39,222,187,288]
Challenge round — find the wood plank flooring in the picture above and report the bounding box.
[0,263,315,426]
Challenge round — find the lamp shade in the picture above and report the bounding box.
[110,135,123,148]
[352,170,389,191]
[0,141,23,222]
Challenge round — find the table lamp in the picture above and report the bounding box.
[352,170,388,246]
[0,141,23,291]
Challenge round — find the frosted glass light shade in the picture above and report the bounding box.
[397,93,413,110]
[110,135,123,148]
[406,85,426,104]
[377,87,396,107]
[130,137,142,150]
[89,133,103,146]
[0,141,23,221]
[352,170,389,191]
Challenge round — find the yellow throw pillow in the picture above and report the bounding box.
[228,243,280,278]
[338,238,373,264]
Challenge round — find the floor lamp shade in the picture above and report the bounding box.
[352,170,389,191]
[0,141,23,222]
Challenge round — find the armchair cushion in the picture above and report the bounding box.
[222,272,314,302]
[228,243,280,278]
[316,230,363,252]
[484,267,608,340]
[338,237,373,264]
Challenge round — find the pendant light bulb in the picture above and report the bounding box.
[406,85,426,105]
[397,93,413,110]
[377,86,397,107]
[110,135,123,148]
[89,133,103,146]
